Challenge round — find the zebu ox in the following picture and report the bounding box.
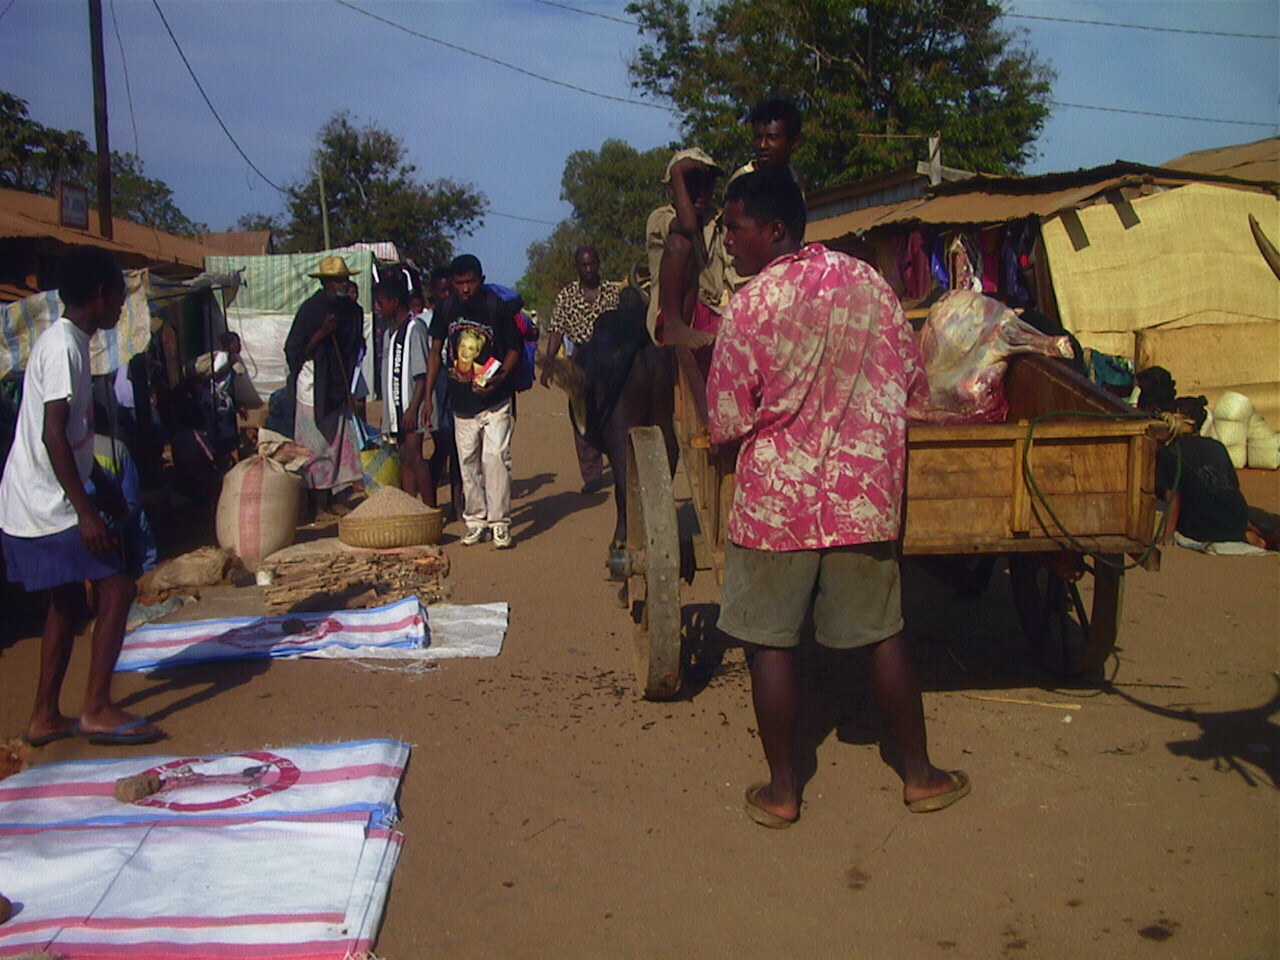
[542,286,678,583]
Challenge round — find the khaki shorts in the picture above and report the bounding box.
[717,540,903,650]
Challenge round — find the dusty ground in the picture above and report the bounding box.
[1,383,1276,960]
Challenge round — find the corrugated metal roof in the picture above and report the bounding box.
[807,159,1276,243]
[1162,137,1278,184]
[0,187,218,271]
[197,230,274,256]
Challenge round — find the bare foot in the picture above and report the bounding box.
[24,713,76,745]
[76,707,161,738]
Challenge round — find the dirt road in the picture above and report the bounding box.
[2,383,1276,960]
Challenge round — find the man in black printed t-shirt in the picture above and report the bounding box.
[424,254,522,549]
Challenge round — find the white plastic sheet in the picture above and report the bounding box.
[0,740,409,959]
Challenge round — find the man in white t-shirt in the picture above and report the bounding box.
[0,246,164,748]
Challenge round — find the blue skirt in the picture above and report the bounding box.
[2,525,125,592]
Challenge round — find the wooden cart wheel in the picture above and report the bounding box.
[1007,554,1124,679]
[626,426,681,699]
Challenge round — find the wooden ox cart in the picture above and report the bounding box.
[619,346,1167,699]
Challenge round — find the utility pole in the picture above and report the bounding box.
[88,0,113,239]
[317,162,332,250]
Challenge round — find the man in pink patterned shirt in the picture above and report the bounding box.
[708,169,970,828]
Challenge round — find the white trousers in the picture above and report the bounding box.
[453,398,513,527]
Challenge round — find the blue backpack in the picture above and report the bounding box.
[484,283,538,392]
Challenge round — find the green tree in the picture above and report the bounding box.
[1,90,207,235]
[99,152,207,236]
[520,139,669,314]
[279,112,486,267]
[0,91,90,195]
[626,0,1054,189]
[234,212,284,233]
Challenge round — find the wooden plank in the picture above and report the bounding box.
[1027,492,1128,538]
[905,497,1012,546]
[1006,354,1137,419]
[1011,428,1031,534]
[1126,435,1144,540]
[1023,438,1130,496]
[907,443,1014,499]
[909,419,1152,444]
[905,535,1146,556]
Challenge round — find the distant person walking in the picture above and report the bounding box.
[541,245,623,493]
[284,256,365,515]
[0,246,164,747]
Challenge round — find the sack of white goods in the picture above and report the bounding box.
[1214,420,1249,447]
[1247,437,1280,470]
[1248,413,1273,440]
[216,455,304,569]
[1213,390,1254,423]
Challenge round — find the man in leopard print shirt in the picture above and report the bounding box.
[541,246,622,493]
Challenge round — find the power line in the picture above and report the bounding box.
[528,0,636,26]
[0,0,16,24]
[109,0,141,157]
[150,0,286,193]
[1008,12,1277,41]
[489,210,558,226]
[332,0,673,113]
[1051,100,1277,128]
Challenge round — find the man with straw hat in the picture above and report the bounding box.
[284,255,366,515]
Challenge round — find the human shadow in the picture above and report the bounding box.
[1101,675,1280,788]
[512,471,557,500]
[116,655,272,724]
[510,488,608,542]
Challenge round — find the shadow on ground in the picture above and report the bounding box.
[116,655,273,725]
[1104,675,1280,788]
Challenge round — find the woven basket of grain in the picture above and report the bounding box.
[338,487,443,548]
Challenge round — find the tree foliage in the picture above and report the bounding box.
[0,91,206,234]
[625,0,1054,190]
[0,92,90,195]
[104,152,208,235]
[272,112,486,268]
[519,138,669,313]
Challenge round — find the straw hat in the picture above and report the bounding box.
[308,256,357,279]
[663,147,723,183]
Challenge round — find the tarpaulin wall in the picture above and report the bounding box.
[1042,182,1280,421]
[0,269,152,377]
[204,249,378,398]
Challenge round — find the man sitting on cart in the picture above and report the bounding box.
[707,168,971,828]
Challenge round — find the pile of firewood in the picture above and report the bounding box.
[261,546,449,613]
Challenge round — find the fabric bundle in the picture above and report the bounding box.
[115,597,508,672]
[0,739,409,959]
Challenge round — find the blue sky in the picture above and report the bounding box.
[1,1,1275,284]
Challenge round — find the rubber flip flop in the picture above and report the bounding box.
[905,770,971,814]
[73,718,164,747]
[744,782,798,829]
[20,728,74,748]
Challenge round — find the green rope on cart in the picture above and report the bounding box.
[1021,409,1181,573]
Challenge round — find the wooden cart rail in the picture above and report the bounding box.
[673,349,1163,577]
